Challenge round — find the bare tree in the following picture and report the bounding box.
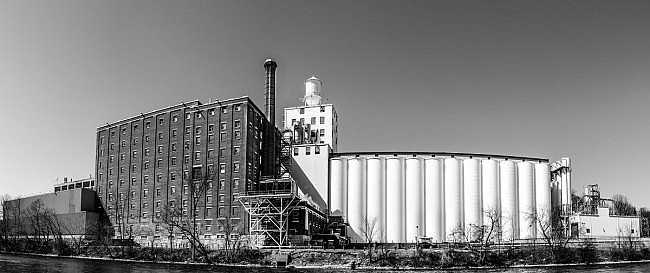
[359,217,379,262]
[533,207,571,262]
[217,217,244,262]
[611,194,637,216]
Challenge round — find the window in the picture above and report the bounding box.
[157,173,162,182]
[185,126,191,134]
[300,108,305,114]
[315,146,321,154]
[110,143,115,150]
[145,135,150,142]
[183,200,188,207]
[121,140,126,147]
[208,124,214,132]
[120,153,125,160]
[173,115,178,122]
[206,195,213,203]
[131,178,136,185]
[220,122,226,131]
[156,201,161,208]
[109,156,114,163]
[206,207,213,218]
[233,162,239,172]
[156,188,161,197]
[196,112,203,119]
[171,143,177,152]
[291,119,296,125]
[208,134,214,143]
[100,148,105,156]
[218,207,225,217]
[184,155,190,164]
[158,132,163,140]
[108,193,113,201]
[233,146,240,156]
[195,127,202,135]
[100,136,105,144]
[144,161,150,170]
[219,164,226,174]
[233,179,239,189]
[232,207,239,215]
[306,147,311,155]
[205,225,212,232]
[219,180,225,190]
[320,129,325,137]
[145,121,151,128]
[171,157,177,166]
[320,106,325,112]
[293,148,299,156]
[300,117,305,124]
[311,117,316,124]
[158,145,163,154]
[131,150,138,158]
[109,168,114,175]
[208,149,215,158]
[320,116,325,124]
[234,130,241,140]
[195,151,201,161]
[235,104,241,111]
[142,212,147,219]
[172,129,177,137]
[184,140,190,149]
[143,189,149,198]
[122,128,126,134]
[195,136,201,145]
[131,191,135,199]
[132,164,137,172]
[186,113,191,120]
[208,109,215,116]
[170,172,176,181]
[157,159,162,168]
[221,106,227,113]
[234,120,241,128]
[159,119,163,126]
[220,132,226,142]
[144,175,149,184]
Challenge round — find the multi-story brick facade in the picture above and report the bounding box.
[95,96,272,241]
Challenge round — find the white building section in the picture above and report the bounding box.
[329,158,348,216]
[482,159,500,226]
[571,207,641,239]
[500,160,518,240]
[517,161,535,239]
[444,157,463,240]
[290,144,330,211]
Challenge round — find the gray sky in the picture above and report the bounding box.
[1,0,649,207]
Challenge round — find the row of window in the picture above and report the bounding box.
[100,129,242,156]
[293,146,322,156]
[100,160,240,182]
[104,104,244,138]
[291,116,327,126]
[298,106,326,114]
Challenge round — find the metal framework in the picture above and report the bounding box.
[239,178,300,247]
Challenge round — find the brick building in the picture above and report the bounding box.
[95,96,273,241]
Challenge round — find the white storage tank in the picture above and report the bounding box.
[366,157,386,242]
[330,158,348,216]
[518,161,535,239]
[535,162,551,236]
[482,159,500,226]
[425,158,444,242]
[405,157,425,242]
[463,158,482,240]
[386,157,406,243]
[444,157,462,240]
[500,160,518,240]
[347,157,367,243]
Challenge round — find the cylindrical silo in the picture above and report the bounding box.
[444,157,462,240]
[518,161,535,239]
[481,159,500,227]
[347,157,367,243]
[500,160,518,240]
[463,158,482,240]
[406,157,425,243]
[386,157,405,243]
[425,158,444,242]
[366,157,386,243]
[535,162,551,236]
[330,158,348,216]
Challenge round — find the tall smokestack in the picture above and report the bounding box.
[264,59,277,177]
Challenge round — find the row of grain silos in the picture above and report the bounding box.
[329,154,552,243]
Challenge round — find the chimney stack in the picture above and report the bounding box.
[264,59,278,177]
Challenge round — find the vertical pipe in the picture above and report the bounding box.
[406,157,425,243]
[367,157,386,242]
[425,158,444,242]
[347,157,367,243]
[264,59,277,177]
[386,157,405,243]
[444,157,462,240]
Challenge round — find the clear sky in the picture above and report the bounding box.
[1,0,649,208]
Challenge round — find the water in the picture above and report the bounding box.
[1,253,649,272]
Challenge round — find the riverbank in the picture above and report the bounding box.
[3,247,650,271]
